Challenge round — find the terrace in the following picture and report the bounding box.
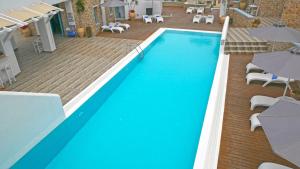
[0,2,299,169]
[97,6,223,40]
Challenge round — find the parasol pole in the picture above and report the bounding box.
[283,77,290,96]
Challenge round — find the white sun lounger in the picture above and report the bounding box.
[186,7,194,14]
[246,73,294,87]
[206,15,214,24]
[258,162,293,169]
[143,15,152,23]
[250,95,295,110]
[193,15,202,23]
[101,25,124,33]
[154,15,164,23]
[246,63,263,73]
[114,22,130,30]
[250,113,261,132]
[197,7,204,14]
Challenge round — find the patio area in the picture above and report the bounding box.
[4,33,139,104]
[97,6,223,40]
[217,54,298,169]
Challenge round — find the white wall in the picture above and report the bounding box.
[0,0,67,10]
[0,92,65,169]
[193,16,230,169]
[126,0,162,19]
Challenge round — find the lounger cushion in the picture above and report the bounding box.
[258,162,293,169]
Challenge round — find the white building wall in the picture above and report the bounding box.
[126,0,162,19]
[0,92,65,169]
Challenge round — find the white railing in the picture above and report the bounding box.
[193,16,230,169]
[0,91,65,169]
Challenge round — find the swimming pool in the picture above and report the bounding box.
[13,29,222,169]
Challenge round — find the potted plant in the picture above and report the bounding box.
[128,0,137,20]
[20,25,32,37]
[75,0,85,38]
[239,0,247,10]
[251,18,261,27]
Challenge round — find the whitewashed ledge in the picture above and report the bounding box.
[231,8,255,19]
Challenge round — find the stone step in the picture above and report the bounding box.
[225,41,269,46]
[225,45,269,51]
[225,49,267,54]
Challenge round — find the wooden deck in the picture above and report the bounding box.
[3,33,139,104]
[217,54,298,169]
[97,6,222,40]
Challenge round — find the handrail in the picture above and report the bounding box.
[126,41,144,59]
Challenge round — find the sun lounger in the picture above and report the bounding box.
[205,15,214,24]
[250,113,262,132]
[111,22,130,30]
[143,15,152,23]
[186,7,194,14]
[246,73,294,87]
[258,162,293,169]
[101,25,124,33]
[154,15,164,23]
[197,7,204,14]
[246,62,263,73]
[250,95,295,110]
[193,15,202,23]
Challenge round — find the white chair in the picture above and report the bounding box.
[246,73,294,87]
[0,74,4,88]
[32,37,43,54]
[246,62,263,73]
[0,64,16,85]
[101,25,124,33]
[154,15,164,23]
[249,113,261,132]
[186,7,194,14]
[142,15,152,23]
[193,15,202,23]
[205,15,214,24]
[197,7,204,14]
[258,162,293,169]
[250,95,295,110]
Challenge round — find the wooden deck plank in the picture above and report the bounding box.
[217,54,298,169]
[3,34,140,104]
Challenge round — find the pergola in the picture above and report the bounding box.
[0,2,63,77]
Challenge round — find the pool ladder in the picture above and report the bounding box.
[126,41,144,59]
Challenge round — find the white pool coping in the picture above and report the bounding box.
[63,28,228,169]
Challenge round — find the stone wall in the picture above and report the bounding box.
[72,0,103,35]
[229,9,254,27]
[162,1,184,7]
[281,0,300,28]
[254,0,285,17]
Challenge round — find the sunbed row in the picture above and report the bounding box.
[246,62,296,132]
[193,15,214,24]
[186,7,205,14]
[101,22,130,33]
[246,63,295,169]
[142,15,164,24]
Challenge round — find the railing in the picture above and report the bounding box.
[0,91,65,169]
[126,41,144,59]
[193,16,230,169]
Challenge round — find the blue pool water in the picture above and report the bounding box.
[13,30,220,169]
